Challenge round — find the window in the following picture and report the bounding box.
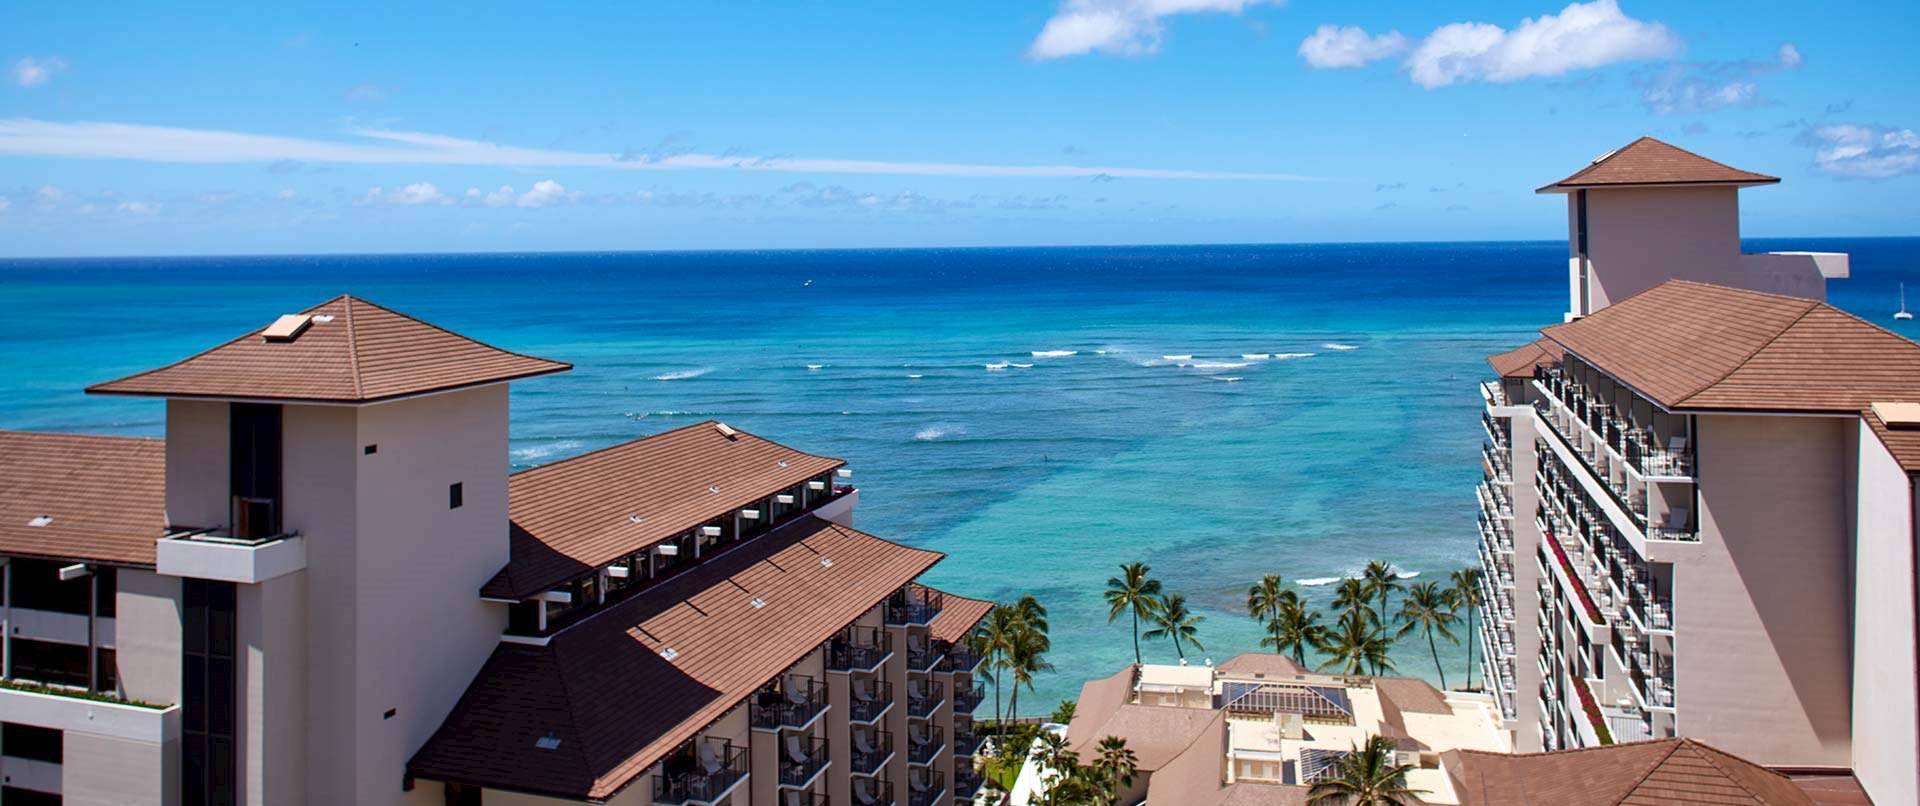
[364,444,378,455]
[8,558,90,615]
[449,482,464,509]
[445,783,483,806]
[230,403,283,539]
[0,787,61,806]
[183,579,237,806]
[10,639,89,689]
[2,722,63,764]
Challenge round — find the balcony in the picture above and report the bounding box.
[887,585,945,626]
[753,677,830,731]
[848,678,895,724]
[1483,442,1512,484]
[653,740,748,805]
[1481,380,1509,408]
[779,734,831,789]
[828,627,893,673]
[1483,411,1511,449]
[908,771,946,806]
[156,528,306,584]
[953,724,986,758]
[944,641,985,676]
[779,792,829,806]
[904,634,945,673]
[906,680,946,719]
[1478,480,1513,521]
[849,730,895,776]
[952,682,985,715]
[852,779,895,806]
[954,765,985,802]
[907,725,946,765]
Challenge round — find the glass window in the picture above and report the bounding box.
[1,722,63,764]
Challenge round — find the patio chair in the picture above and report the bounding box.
[698,740,724,775]
[786,734,810,765]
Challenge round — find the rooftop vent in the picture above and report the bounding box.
[261,314,313,342]
[311,314,335,324]
[836,468,852,478]
[27,515,52,527]
[1873,401,1920,430]
[778,460,789,468]
[709,485,722,494]
[820,557,834,568]
[660,646,681,661]
[750,597,766,608]
[628,514,645,524]
[715,422,739,440]
[1591,147,1621,165]
[536,733,563,750]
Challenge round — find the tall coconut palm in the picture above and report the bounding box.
[1332,577,1374,626]
[1142,593,1205,661]
[1005,622,1054,724]
[1306,735,1425,806]
[1395,582,1461,690]
[1247,574,1288,653]
[1105,562,1163,664]
[1263,592,1328,665]
[973,604,1019,736]
[1449,567,1485,691]
[1093,736,1139,805]
[1318,610,1394,676]
[1362,560,1405,630]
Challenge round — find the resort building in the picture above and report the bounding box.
[1477,137,1916,805]
[1052,654,1510,805]
[0,295,993,806]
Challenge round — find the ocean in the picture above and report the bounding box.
[3,238,1915,712]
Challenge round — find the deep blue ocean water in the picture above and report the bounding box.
[3,238,1915,710]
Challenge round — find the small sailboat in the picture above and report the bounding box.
[1898,283,1914,321]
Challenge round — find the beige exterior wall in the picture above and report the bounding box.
[1675,414,1854,766]
[1507,410,1546,751]
[61,730,180,806]
[1575,187,1742,315]
[1852,427,1918,805]
[115,568,183,705]
[163,399,230,530]
[238,568,307,805]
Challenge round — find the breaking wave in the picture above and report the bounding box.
[653,367,714,381]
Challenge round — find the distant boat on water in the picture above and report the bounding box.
[1898,283,1913,321]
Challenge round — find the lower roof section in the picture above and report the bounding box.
[408,515,942,802]
[927,590,994,645]
[0,430,166,566]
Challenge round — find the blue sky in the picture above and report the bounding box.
[2,0,1916,256]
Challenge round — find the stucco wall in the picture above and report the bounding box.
[1509,410,1546,751]
[1852,427,1917,805]
[238,569,307,805]
[1677,414,1853,766]
[163,399,229,530]
[115,568,182,705]
[62,731,179,806]
[1582,187,1742,312]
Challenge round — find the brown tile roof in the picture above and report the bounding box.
[1487,338,1564,379]
[928,592,994,645]
[87,295,570,403]
[1373,676,1454,715]
[482,421,846,599]
[1215,652,1308,680]
[1538,137,1779,192]
[1065,664,1138,749]
[1541,280,1920,413]
[1864,408,1920,474]
[1445,738,1814,805]
[0,431,167,566]
[1784,773,1872,806]
[409,515,942,801]
[1070,704,1223,771]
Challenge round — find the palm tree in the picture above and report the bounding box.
[1093,736,1139,805]
[1142,593,1205,661]
[1105,562,1163,664]
[1013,594,1051,647]
[1395,582,1461,689]
[973,604,1020,736]
[1362,560,1405,630]
[1006,622,1054,724]
[1307,735,1426,806]
[1450,567,1485,691]
[1247,574,1288,652]
[1332,577,1374,626]
[1318,610,1394,676]
[1263,592,1328,665]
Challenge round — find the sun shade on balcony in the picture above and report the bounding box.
[1540,280,1920,413]
[481,421,846,599]
[0,431,167,565]
[1536,137,1778,193]
[408,515,941,802]
[86,294,570,403]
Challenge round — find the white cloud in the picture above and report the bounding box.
[1027,0,1278,60]
[1298,24,1407,69]
[117,201,157,215]
[515,179,573,208]
[483,185,515,207]
[1636,42,1801,115]
[1776,43,1801,69]
[390,182,447,205]
[0,196,10,213]
[13,57,67,88]
[0,118,1317,181]
[1804,124,1920,179]
[33,185,63,208]
[1404,0,1679,89]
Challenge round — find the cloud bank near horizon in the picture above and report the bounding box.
[0,119,1317,182]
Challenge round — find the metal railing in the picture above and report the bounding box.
[753,677,830,730]
[952,683,985,715]
[779,735,831,788]
[907,725,946,765]
[887,585,945,626]
[906,680,945,718]
[848,679,894,723]
[907,771,946,806]
[851,779,894,806]
[849,730,894,775]
[828,627,893,672]
[652,742,748,805]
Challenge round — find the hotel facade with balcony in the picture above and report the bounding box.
[1475,137,1920,806]
[0,295,994,806]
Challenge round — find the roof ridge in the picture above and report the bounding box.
[1672,295,1823,407]
[343,296,366,399]
[342,293,574,370]
[1639,137,1774,179]
[1615,738,1689,805]
[508,419,844,479]
[1452,737,1680,759]
[1680,740,1797,804]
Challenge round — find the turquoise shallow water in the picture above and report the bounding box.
[2,239,1915,711]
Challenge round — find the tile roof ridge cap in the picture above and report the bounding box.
[1672,299,1823,408]
[1614,738,1691,804]
[1679,739,1800,802]
[818,519,947,562]
[506,419,735,478]
[335,293,573,373]
[343,296,365,399]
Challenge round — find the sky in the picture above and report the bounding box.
[2,0,1917,256]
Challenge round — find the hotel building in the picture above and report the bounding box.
[0,296,993,806]
[1477,137,1918,804]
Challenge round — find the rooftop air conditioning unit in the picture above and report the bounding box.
[701,525,722,537]
[776,494,796,504]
